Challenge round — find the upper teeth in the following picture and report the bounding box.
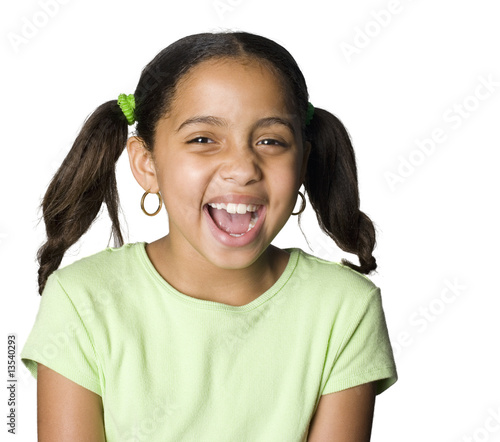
[208,203,258,214]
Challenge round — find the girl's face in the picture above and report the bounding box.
[143,57,309,270]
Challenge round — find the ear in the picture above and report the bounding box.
[299,140,312,185]
[126,136,160,193]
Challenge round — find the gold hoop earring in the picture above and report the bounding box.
[141,191,163,216]
[292,191,306,216]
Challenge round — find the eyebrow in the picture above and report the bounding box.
[175,115,296,136]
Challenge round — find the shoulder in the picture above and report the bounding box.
[47,242,145,298]
[285,247,382,322]
[55,242,142,278]
[291,247,378,296]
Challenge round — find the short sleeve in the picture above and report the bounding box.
[322,287,398,396]
[20,272,102,396]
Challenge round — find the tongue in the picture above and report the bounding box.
[208,206,252,234]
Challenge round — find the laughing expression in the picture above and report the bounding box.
[144,57,309,271]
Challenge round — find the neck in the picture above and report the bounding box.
[145,236,289,306]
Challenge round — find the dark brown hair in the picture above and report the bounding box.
[36,31,377,295]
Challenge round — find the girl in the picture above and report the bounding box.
[21,31,397,441]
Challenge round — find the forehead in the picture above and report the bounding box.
[170,57,291,115]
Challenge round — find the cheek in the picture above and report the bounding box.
[268,170,299,202]
[272,158,302,190]
[161,156,213,211]
[162,155,210,189]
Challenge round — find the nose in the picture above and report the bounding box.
[219,146,262,186]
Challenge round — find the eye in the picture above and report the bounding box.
[188,136,215,144]
[257,139,286,147]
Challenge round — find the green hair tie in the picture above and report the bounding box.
[305,102,315,126]
[118,93,136,125]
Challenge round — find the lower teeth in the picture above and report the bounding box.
[228,212,258,237]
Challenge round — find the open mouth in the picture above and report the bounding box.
[206,202,261,237]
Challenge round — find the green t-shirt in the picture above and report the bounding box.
[21,242,397,441]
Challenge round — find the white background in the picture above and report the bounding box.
[2,0,500,440]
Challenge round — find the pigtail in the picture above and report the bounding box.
[304,107,377,274]
[36,100,129,295]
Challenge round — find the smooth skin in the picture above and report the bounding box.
[37,363,105,441]
[37,57,377,440]
[307,382,376,441]
[128,57,310,306]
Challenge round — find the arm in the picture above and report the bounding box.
[307,381,376,442]
[37,363,106,441]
